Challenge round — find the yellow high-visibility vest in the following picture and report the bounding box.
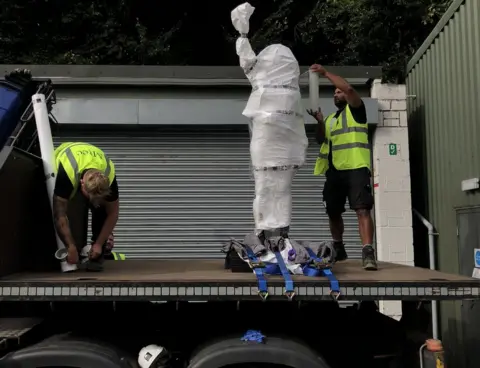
[54,142,116,199]
[313,105,371,175]
[111,252,126,261]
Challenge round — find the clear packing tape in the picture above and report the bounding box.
[231,3,309,231]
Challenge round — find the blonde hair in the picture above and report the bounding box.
[83,169,111,199]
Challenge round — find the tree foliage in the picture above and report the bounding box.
[0,0,452,81]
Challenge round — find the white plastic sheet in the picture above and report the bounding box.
[252,168,296,231]
[231,2,308,231]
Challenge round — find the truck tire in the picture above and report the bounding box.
[188,336,331,368]
[0,334,135,368]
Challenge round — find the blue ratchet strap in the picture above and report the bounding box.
[244,246,269,301]
[264,263,281,274]
[303,247,341,300]
[273,251,295,300]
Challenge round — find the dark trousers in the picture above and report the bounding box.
[89,203,110,256]
[89,203,117,261]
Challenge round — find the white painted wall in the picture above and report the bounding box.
[51,95,380,125]
[371,80,414,320]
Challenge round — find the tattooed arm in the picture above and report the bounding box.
[52,195,76,249]
[53,163,76,249]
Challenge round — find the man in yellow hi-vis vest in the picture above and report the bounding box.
[103,234,126,261]
[308,64,377,271]
[52,142,120,271]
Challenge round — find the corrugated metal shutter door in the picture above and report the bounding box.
[53,126,362,259]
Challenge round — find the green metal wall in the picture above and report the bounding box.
[406,0,480,364]
[407,0,480,273]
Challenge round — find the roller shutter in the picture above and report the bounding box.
[53,126,364,259]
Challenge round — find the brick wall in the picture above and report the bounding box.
[371,80,414,320]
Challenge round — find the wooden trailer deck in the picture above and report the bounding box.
[0,260,479,302]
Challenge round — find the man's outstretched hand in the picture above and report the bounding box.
[310,64,327,76]
[306,108,324,122]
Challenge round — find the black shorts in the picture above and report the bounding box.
[322,167,373,216]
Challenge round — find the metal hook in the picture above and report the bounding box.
[258,291,269,301]
[285,291,296,301]
[330,290,341,301]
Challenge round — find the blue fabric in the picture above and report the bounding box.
[241,330,266,343]
[0,85,22,148]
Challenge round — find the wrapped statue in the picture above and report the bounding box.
[231,2,309,242]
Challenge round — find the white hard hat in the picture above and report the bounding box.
[138,344,165,368]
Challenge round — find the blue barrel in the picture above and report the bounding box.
[0,84,22,148]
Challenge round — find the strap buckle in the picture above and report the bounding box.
[250,260,265,268]
[313,258,332,269]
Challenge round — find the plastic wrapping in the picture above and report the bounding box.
[231,3,308,169]
[231,3,256,74]
[253,168,297,231]
[232,3,308,231]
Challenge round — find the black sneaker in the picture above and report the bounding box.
[362,245,378,271]
[333,242,348,261]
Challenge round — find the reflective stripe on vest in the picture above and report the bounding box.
[62,144,112,179]
[314,106,371,175]
[112,252,126,261]
[54,142,115,198]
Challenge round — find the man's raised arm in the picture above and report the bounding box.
[311,64,363,108]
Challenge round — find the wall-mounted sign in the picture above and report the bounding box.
[474,248,480,268]
[388,143,397,156]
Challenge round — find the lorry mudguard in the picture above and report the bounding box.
[0,335,135,368]
[188,335,331,368]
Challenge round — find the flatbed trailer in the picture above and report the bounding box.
[1,70,479,368]
[1,260,478,302]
